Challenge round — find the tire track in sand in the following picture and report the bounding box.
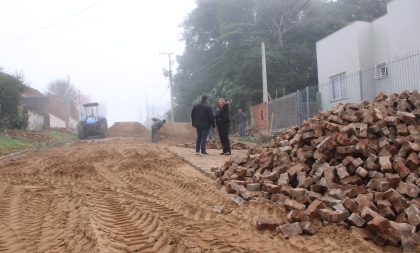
[0,185,26,253]
[86,188,187,253]
[99,151,289,252]
[0,185,8,253]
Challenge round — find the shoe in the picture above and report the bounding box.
[201,152,209,156]
[219,152,225,155]
[195,152,200,155]
[224,152,231,156]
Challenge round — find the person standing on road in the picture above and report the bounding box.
[151,118,166,143]
[191,95,215,156]
[233,108,247,136]
[215,98,231,155]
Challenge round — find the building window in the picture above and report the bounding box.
[375,62,388,79]
[260,110,264,120]
[330,72,347,101]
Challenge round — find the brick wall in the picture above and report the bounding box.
[251,102,269,130]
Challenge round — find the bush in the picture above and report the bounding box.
[9,114,28,129]
[0,71,25,127]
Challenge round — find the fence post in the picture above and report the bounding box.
[306,86,310,120]
[296,90,301,126]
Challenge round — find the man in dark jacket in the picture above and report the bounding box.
[191,95,215,155]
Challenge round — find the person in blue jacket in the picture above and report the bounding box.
[215,98,231,155]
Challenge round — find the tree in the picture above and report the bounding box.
[0,71,27,129]
[47,79,79,129]
[47,79,78,103]
[173,0,389,122]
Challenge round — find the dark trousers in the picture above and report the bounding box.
[152,129,159,143]
[239,122,246,136]
[217,124,231,153]
[195,127,209,154]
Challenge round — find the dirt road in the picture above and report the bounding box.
[0,139,383,253]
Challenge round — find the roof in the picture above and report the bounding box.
[21,86,45,97]
[316,21,370,44]
[83,102,99,107]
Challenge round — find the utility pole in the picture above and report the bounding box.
[261,42,269,103]
[146,94,149,120]
[159,52,174,122]
[66,75,71,129]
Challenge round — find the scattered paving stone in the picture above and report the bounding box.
[299,221,318,235]
[229,194,246,206]
[256,217,283,230]
[212,205,224,214]
[276,222,303,238]
[347,213,365,227]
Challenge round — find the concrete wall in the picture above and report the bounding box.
[371,16,390,64]
[387,0,420,57]
[316,22,370,110]
[49,113,66,128]
[27,111,45,131]
[69,117,78,130]
[316,22,364,84]
[317,0,420,111]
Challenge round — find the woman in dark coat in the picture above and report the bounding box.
[215,98,231,155]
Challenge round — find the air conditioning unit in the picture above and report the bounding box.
[374,62,388,79]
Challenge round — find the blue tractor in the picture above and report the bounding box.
[77,103,108,140]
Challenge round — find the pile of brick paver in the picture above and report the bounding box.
[214,91,420,250]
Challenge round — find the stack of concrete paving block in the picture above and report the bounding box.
[215,91,420,250]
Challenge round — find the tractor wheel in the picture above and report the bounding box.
[99,122,107,138]
[78,131,86,140]
[78,126,86,140]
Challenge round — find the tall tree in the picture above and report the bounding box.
[47,79,78,103]
[173,0,389,122]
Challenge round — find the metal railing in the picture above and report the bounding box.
[251,49,420,132]
[268,86,320,130]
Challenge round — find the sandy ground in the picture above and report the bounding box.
[0,139,391,253]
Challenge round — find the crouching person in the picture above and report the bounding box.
[151,118,166,143]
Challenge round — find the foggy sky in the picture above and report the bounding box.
[0,0,195,125]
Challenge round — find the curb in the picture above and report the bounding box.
[165,147,215,179]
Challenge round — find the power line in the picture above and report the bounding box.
[188,53,225,76]
[0,0,105,46]
[295,0,312,16]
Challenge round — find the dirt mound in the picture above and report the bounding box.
[107,122,149,138]
[159,122,196,144]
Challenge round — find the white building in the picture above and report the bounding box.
[316,0,420,111]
